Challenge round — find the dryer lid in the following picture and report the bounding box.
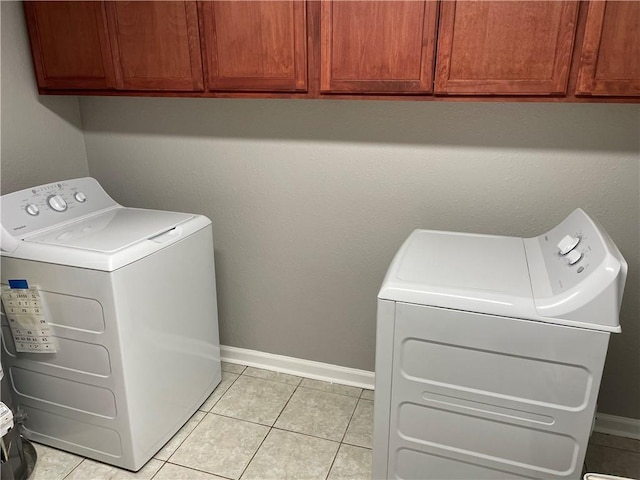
[24,207,194,253]
[378,229,538,320]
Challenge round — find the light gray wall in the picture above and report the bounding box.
[79,97,640,420]
[0,1,89,194]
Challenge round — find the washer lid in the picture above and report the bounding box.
[24,207,194,253]
[378,229,538,320]
[4,206,210,272]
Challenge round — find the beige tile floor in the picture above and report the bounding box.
[27,361,640,480]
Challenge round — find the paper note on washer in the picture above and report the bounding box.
[1,286,56,353]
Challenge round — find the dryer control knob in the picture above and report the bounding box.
[566,249,582,265]
[25,204,40,216]
[557,235,580,255]
[74,191,87,203]
[47,195,68,212]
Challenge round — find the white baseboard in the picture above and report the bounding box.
[220,345,375,390]
[594,413,640,440]
[221,345,640,440]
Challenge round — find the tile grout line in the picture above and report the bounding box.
[200,369,258,479]
[238,368,362,399]
[198,369,244,417]
[149,459,167,480]
[296,386,362,399]
[324,446,340,480]
[164,460,235,480]
[221,362,247,376]
[236,425,272,480]
[341,439,373,450]
[48,365,374,480]
[270,379,302,427]
[285,382,343,480]
[61,457,86,480]
[206,373,299,428]
[341,396,374,450]
[269,426,344,446]
[159,409,210,463]
[339,397,361,444]
[211,371,244,409]
[323,393,361,480]
[266,379,357,443]
[240,366,305,387]
[154,369,244,476]
[231,375,355,478]
[235,377,300,480]
[297,382,364,400]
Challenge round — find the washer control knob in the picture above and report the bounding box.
[47,195,68,212]
[566,249,582,265]
[25,204,40,216]
[74,191,87,203]
[557,235,580,255]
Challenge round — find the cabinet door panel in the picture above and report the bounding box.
[105,1,203,91]
[435,1,579,95]
[24,1,115,90]
[321,1,438,94]
[201,1,307,92]
[576,1,640,96]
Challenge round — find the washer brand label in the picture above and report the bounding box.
[13,225,26,231]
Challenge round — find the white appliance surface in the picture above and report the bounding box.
[379,209,626,332]
[0,178,221,471]
[0,177,208,271]
[373,209,627,480]
[26,207,193,252]
[379,231,535,320]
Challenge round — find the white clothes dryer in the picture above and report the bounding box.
[373,209,627,480]
[0,177,221,471]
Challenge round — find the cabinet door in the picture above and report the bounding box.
[200,1,307,92]
[435,1,579,95]
[576,1,640,96]
[105,1,203,91]
[23,1,116,90]
[321,1,438,94]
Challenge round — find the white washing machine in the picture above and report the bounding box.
[373,209,627,480]
[0,177,221,471]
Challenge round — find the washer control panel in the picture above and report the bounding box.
[47,194,68,212]
[1,178,119,241]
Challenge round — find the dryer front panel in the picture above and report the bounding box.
[383,303,609,480]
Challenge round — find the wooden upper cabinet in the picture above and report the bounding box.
[200,1,307,92]
[24,1,116,90]
[22,0,640,101]
[321,1,438,94]
[576,1,640,96]
[435,1,579,95]
[104,1,204,91]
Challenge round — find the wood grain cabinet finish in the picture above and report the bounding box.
[24,1,116,90]
[576,1,640,96]
[435,1,579,95]
[105,1,204,91]
[200,1,307,92]
[22,0,640,102]
[320,1,438,94]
